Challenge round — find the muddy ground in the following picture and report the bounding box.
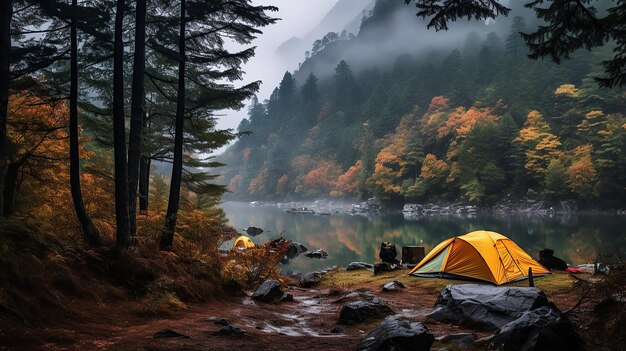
[0,270,580,351]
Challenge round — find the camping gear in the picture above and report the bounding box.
[566,268,583,274]
[402,246,426,265]
[379,242,398,263]
[538,248,568,270]
[409,230,551,285]
[233,235,255,249]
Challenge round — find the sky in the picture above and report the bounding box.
[216,0,338,132]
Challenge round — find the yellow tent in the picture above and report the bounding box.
[409,230,551,285]
[233,235,255,249]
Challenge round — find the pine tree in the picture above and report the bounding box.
[505,16,527,64]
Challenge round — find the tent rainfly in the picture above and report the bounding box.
[409,230,551,285]
[233,235,255,249]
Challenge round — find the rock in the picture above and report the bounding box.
[330,325,345,334]
[382,280,405,292]
[427,284,556,331]
[333,291,378,304]
[305,249,328,259]
[299,272,323,288]
[355,315,434,351]
[252,279,284,303]
[436,333,477,348]
[374,262,400,275]
[347,262,374,271]
[153,328,190,339]
[246,226,264,236]
[286,241,308,259]
[207,317,230,326]
[487,306,582,351]
[269,238,308,262]
[338,298,394,325]
[279,293,294,302]
[214,324,245,337]
[402,203,423,214]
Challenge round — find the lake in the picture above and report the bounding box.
[221,201,626,273]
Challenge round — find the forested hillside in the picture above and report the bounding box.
[220,0,626,207]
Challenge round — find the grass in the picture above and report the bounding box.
[321,268,578,296]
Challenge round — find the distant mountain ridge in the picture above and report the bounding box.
[275,0,374,63]
[218,0,626,208]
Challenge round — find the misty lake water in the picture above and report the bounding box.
[221,202,626,273]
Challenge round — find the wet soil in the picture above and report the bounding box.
[0,272,581,351]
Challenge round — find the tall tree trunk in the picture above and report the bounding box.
[0,0,12,218]
[113,0,130,249]
[70,0,101,246]
[127,0,146,236]
[160,0,185,249]
[139,155,150,211]
[2,161,19,217]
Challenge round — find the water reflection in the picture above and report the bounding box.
[221,202,626,273]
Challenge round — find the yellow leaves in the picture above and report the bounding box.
[516,110,563,179]
[566,144,598,198]
[554,84,580,97]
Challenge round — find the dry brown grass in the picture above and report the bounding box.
[321,268,577,296]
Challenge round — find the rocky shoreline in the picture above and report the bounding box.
[243,198,625,217]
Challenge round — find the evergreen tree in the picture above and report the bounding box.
[505,16,527,64]
[333,60,362,115]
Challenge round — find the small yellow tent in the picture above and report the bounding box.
[233,235,255,249]
[409,230,551,285]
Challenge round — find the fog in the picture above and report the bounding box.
[215,0,525,137]
[216,0,339,131]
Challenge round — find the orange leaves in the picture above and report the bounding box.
[242,148,251,163]
[248,168,267,195]
[228,174,242,193]
[302,160,342,196]
[420,154,449,183]
[437,107,499,139]
[427,96,448,113]
[332,161,362,197]
[276,175,288,196]
[291,154,317,174]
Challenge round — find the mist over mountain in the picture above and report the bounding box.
[218,0,626,208]
[275,0,374,66]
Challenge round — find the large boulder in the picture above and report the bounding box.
[382,280,405,292]
[252,279,284,303]
[299,272,323,288]
[246,226,264,236]
[347,262,374,271]
[486,306,582,351]
[339,298,394,325]
[428,284,556,330]
[356,315,434,351]
[286,241,308,259]
[305,249,328,259]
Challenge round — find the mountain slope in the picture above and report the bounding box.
[219,0,626,208]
